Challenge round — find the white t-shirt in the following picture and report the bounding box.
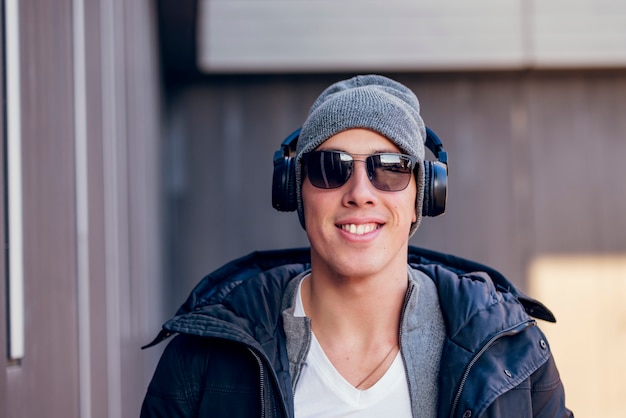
[293,279,412,418]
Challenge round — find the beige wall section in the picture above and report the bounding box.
[529,255,626,418]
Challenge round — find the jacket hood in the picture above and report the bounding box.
[144,248,311,348]
[407,246,555,322]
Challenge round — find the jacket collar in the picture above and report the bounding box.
[146,246,555,349]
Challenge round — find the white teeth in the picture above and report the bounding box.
[341,223,378,235]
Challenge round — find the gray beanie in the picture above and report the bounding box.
[295,74,427,236]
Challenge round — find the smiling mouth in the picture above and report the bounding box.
[339,223,381,236]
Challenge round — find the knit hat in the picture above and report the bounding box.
[295,74,427,236]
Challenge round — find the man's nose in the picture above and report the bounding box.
[342,160,376,206]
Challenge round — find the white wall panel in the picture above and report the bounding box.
[197,0,626,72]
[532,0,626,67]
[198,0,527,72]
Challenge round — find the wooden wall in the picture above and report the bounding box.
[2,0,626,415]
[164,71,626,310]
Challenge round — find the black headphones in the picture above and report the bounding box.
[272,127,448,217]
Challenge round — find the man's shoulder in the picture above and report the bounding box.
[408,245,556,324]
[176,248,311,315]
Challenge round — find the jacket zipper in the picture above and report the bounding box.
[449,319,536,418]
[398,284,415,418]
[248,349,269,418]
[248,347,288,418]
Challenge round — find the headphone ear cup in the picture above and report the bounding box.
[422,160,447,217]
[422,161,433,217]
[272,150,297,212]
[272,129,301,212]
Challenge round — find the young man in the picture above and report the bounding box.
[141,75,572,417]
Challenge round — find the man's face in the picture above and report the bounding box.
[302,128,417,279]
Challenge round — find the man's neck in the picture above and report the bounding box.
[300,265,409,388]
[304,269,407,329]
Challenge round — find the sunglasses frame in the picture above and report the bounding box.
[302,150,418,192]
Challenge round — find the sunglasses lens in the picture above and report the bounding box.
[368,154,415,191]
[304,151,415,191]
[304,151,352,189]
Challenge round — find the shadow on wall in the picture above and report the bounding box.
[529,254,626,418]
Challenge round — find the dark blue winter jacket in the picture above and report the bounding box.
[141,246,573,418]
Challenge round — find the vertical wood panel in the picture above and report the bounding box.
[122,0,164,415]
[83,0,109,416]
[0,6,8,414]
[9,0,80,416]
[592,77,626,251]
[529,72,626,254]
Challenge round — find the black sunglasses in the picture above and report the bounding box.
[303,150,417,192]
